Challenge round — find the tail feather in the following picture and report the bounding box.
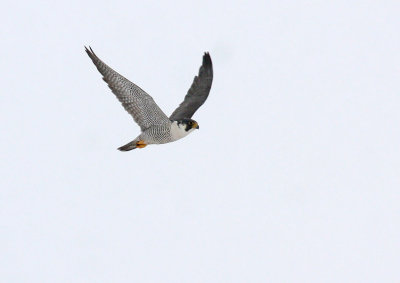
[118,140,137,151]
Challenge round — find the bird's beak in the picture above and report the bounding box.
[193,122,199,129]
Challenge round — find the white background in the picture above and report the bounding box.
[1,0,399,282]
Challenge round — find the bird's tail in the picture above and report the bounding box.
[118,140,138,151]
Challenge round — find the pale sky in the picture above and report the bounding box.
[1,0,400,282]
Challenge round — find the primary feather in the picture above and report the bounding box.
[85,46,169,131]
[169,52,213,121]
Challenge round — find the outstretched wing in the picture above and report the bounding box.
[85,46,170,131]
[169,52,213,121]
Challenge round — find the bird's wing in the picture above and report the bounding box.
[169,52,213,121]
[85,46,170,131]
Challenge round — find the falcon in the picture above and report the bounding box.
[85,46,213,151]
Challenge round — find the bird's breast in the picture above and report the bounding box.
[170,121,192,141]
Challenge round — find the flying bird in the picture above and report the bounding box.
[85,47,213,151]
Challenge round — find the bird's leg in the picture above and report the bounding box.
[136,140,147,148]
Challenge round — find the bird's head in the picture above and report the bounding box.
[177,118,199,131]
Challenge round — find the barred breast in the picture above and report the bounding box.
[140,122,173,144]
[140,121,195,145]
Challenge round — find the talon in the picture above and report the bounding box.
[136,140,147,148]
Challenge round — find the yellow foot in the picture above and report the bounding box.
[136,140,147,148]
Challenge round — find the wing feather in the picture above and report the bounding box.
[169,52,213,121]
[85,46,169,130]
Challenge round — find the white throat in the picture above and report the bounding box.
[170,121,195,141]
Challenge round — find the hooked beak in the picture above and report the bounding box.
[193,122,199,129]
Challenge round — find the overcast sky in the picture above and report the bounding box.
[1,0,400,282]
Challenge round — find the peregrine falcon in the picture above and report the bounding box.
[85,47,213,151]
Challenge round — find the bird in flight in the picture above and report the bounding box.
[85,47,213,151]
